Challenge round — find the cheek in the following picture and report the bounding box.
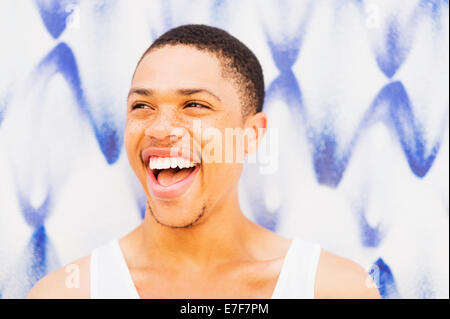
[124,125,134,155]
[200,118,245,160]
[124,121,143,166]
[204,163,241,192]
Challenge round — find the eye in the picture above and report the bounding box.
[131,103,152,110]
[184,102,210,109]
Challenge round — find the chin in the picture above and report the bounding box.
[149,201,206,228]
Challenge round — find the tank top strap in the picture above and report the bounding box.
[90,240,139,299]
[90,237,320,299]
[271,237,321,299]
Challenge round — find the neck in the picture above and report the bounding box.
[138,189,257,269]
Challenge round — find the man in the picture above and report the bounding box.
[28,24,380,299]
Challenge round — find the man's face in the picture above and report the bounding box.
[125,45,249,227]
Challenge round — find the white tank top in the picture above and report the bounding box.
[90,237,321,299]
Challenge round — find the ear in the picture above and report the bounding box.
[243,112,267,154]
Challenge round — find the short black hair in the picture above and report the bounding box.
[137,24,265,116]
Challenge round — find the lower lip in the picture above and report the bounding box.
[146,164,200,199]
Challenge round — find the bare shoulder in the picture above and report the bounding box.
[26,255,91,299]
[315,249,381,299]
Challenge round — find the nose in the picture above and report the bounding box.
[144,105,182,141]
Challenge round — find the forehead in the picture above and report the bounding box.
[132,45,230,94]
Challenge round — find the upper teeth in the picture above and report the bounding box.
[149,157,196,170]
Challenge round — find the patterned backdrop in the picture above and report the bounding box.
[0,0,448,299]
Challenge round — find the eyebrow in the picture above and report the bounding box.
[127,87,222,102]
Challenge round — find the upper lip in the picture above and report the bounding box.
[141,146,201,167]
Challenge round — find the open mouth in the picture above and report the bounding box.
[150,157,198,186]
[146,156,201,199]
